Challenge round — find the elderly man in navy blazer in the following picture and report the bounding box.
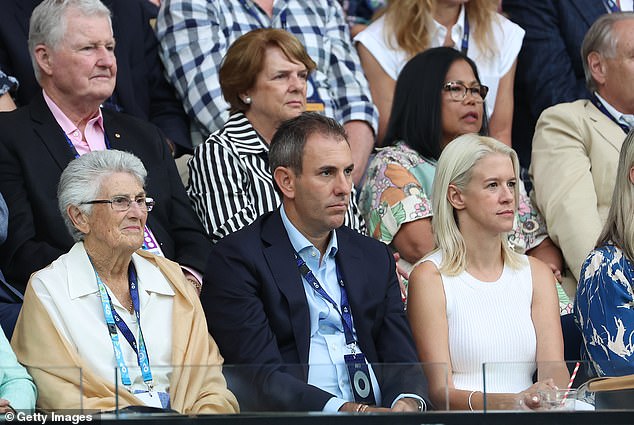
[202,113,429,413]
[0,0,209,292]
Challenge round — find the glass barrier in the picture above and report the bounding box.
[5,365,91,422]
[109,362,446,416]
[482,360,599,412]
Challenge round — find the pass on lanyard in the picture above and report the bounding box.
[93,261,154,392]
[592,96,631,134]
[461,13,469,54]
[604,0,621,12]
[294,252,356,347]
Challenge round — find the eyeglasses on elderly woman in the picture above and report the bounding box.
[442,81,489,103]
[80,196,155,212]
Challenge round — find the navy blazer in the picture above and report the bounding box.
[502,0,605,167]
[202,209,428,412]
[0,0,192,153]
[0,93,211,292]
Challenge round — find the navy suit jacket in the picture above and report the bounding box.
[0,0,192,153]
[0,93,211,292]
[502,0,605,167]
[202,209,428,412]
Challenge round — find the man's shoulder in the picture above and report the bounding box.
[212,211,276,251]
[338,225,389,254]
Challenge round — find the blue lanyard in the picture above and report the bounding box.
[461,12,469,54]
[239,0,287,29]
[604,0,621,12]
[592,96,630,134]
[93,261,154,392]
[64,133,111,159]
[294,252,356,347]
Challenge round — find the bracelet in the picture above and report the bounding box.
[355,403,369,413]
[468,390,480,411]
[187,277,202,293]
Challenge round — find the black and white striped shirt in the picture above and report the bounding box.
[187,112,365,242]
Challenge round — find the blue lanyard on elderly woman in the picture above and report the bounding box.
[93,262,154,394]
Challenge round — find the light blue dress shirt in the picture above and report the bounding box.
[280,206,382,412]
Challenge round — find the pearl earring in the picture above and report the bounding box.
[243,96,252,105]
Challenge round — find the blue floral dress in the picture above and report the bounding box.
[575,244,634,376]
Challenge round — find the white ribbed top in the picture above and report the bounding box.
[424,251,536,393]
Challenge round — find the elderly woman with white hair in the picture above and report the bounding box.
[11,150,238,414]
[406,134,568,410]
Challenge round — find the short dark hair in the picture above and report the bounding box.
[269,112,348,179]
[384,47,489,161]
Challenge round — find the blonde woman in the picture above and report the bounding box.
[406,134,568,410]
[354,0,523,145]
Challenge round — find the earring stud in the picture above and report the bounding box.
[243,96,252,105]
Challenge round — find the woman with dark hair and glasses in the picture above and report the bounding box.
[359,47,567,308]
[12,150,238,414]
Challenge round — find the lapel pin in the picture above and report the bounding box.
[114,133,121,139]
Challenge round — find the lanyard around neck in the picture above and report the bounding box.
[294,251,357,347]
[461,12,470,54]
[604,0,621,12]
[93,261,154,392]
[592,96,631,134]
[64,132,111,159]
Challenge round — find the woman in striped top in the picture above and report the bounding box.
[187,29,364,242]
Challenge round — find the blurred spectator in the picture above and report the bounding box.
[156,0,377,184]
[0,0,210,292]
[0,326,35,413]
[0,193,23,339]
[0,70,17,111]
[576,130,634,377]
[530,13,634,286]
[0,0,192,155]
[354,0,523,146]
[187,29,364,242]
[503,0,633,169]
[338,0,385,36]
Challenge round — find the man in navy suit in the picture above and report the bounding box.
[202,113,428,413]
[502,0,629,168]
[0,0,192,155]
[0,0,209,292]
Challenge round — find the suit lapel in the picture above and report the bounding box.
[586,101,628,153]
[29,95,75,171]
[261,211,312,364]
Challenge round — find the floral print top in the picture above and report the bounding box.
[359,142,548,252]
[575,244,634,377]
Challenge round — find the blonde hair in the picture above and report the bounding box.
[379,0,498,61]
[596,130,634,260]
[431,134,522,275]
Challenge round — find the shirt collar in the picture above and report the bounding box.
[279,205,338,258]
[68,242,175,299]
[595,92,634,128]
[43,89,105,138]
[432,5,466,48]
